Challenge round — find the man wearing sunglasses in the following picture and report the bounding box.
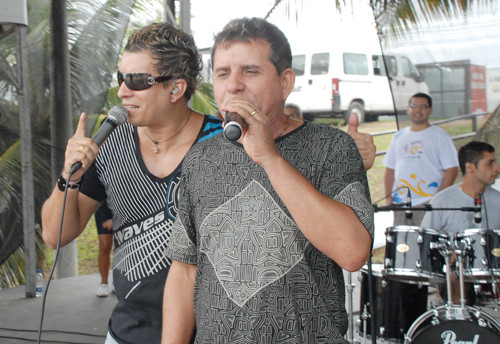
[41,23,223,344]
[383,92,459,226]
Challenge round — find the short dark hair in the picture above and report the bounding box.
[285,103,302,117]
[409,92,432,108]
[211,17,292,75]
[458,141,495,175]
[125,22,202,99]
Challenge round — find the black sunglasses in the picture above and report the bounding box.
[117,72,172,91]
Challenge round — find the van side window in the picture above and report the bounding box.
[311,53,329,75]
[292,54,306,76]
[343,53,368,75]
[401,56,419,78]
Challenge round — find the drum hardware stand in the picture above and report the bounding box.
[431,238,470,319]
[359,304,370,344]
[346,271,359,343]
[455,249,469,312]
[348,254,376,344]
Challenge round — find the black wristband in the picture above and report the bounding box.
[57,175,82,191]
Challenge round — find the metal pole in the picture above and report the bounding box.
[179,0,191,34]
[17,24,36,298]
[50,0,78,278]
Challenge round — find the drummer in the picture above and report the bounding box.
[421,140,500,304]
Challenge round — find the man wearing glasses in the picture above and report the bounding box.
[383,92,459,226]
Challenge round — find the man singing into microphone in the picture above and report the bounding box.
[421,141,500,304]
[162,18,373,343]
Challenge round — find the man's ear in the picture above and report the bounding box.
[465,161,475,174]
[280,68,295,101]
[170,79,188,102]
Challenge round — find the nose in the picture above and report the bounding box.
[225,73,245,94]
[117,81,132,98]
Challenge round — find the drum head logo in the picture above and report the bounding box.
[397,243,410,253]
[441,330,479,344]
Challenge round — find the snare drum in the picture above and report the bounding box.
[404,305,500,343]
[454,229,500,283]
[358,264,428,342]
[384,226,448,285]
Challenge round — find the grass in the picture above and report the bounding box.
[69,115,484,275]
[44,215,103,277]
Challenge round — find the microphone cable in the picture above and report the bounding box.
[481,193,497,292]
[371,185,410,206]
[37,170,77,344]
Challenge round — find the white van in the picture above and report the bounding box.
[287,49,429,122]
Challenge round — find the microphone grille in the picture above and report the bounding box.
[108,105,129,125]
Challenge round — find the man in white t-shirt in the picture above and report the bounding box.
[383,92,459,226]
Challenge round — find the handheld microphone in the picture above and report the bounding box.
[223,112,248,141]
[70,105,129,174]
[405,187,413,219]
[474,195,482,224]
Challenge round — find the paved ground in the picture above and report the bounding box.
[0,273,116,344]
[1,272,499,344]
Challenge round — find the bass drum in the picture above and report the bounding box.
[358,264,428,342]
[404,305,500,344]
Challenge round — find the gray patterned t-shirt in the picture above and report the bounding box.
[166,122,374,344]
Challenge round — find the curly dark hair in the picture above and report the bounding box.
[125,22,202,99]
[211,17,292,76]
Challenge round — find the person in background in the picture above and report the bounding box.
[383,92,459,225]
[162,17,373,344]
[421,141,500,304]
[95,202,113,297]
[285,103,376,170]
[41,23,223,344]
[284,102,303,120]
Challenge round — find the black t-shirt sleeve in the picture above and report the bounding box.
[79,162,106,203]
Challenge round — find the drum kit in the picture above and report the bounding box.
[349,225,500,344]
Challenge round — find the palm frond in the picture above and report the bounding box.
[191,83,219,116]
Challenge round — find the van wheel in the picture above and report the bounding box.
[345,102,365,124]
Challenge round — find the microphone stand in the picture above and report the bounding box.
[373,204,480,213]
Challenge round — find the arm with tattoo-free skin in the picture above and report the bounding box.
[41,113,101,249]
[162,261,196,344]
[223,98,372,272]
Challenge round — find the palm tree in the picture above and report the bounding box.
[0,0,218,288]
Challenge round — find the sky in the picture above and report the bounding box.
[189,0,379,50]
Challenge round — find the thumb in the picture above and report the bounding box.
[74,112,87,137]
[347,112,359,134]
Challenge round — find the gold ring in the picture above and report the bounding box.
[78,145,84,153]
[250,110,257,116]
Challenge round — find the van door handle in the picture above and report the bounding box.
[308,79,313,85]
[402,80,405,86]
